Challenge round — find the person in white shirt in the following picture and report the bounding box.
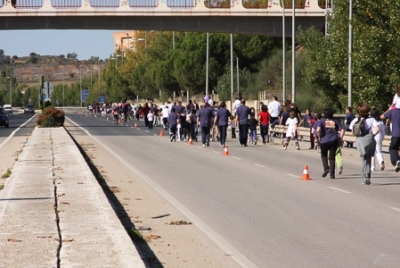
[232,97,241,115]
[268,96,281,124]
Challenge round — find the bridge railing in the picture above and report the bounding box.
[0,0,327,15]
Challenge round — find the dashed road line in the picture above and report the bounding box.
[286,174,298,178]
[254,164,266,168]
[389,207,400,213]
[232,157,241,160]
[329,187,351,194]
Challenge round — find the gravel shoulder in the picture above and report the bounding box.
[64,121,241,268]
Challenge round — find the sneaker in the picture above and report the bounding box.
[322,169,329,178]
[396,161,400,172]
[202,144,206,148]
[330,175,335,179]
[282,145,287,150]
[296,146,300,150]
[363,176,371,185]
[339,166,343,175]
[206,142,210,147]
[254,142,257,145]
[381,161,385,171]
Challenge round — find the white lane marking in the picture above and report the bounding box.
[389,207,400,213]
[254,164,266,168]
[329,187,351,194]
[286,174,298,178]
[212,151,219,154]
[232,157,241,160]
[0,114,36,150]
[144,130,149,133]
[66,117,258,268]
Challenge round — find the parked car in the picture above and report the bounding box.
[0,107,9,127]
[3,104,12,115]
[24,104,35,114]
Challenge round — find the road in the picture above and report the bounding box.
[60,110,400,268]
[6,110,399,267]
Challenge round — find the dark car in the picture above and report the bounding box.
[0,107,9,127]
[24,104,35,114]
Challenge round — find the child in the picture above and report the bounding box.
[283,110,300,150]
[147,110,154,129]
[312,113,322,152]
[249,113,258,145]
[370,108,385,171]
[230,118,236,139]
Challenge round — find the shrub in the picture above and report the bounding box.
[36,106,65,127]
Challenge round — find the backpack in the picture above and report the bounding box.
[352,118,369,137]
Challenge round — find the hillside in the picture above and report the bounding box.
[1,55,103,87]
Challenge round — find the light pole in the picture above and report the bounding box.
[77,66,82,107]
[206,32,209,97]
[280,0,286,101]
[348,0,353,107]
[230,34,234,101]
[7,76,12,107]
[59,68,64,107]
[291,0,296,103]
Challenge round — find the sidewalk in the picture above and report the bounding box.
[0,127,144,267]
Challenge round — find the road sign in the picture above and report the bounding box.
[81,89,89,102]
[98,96,105,103]
[43,81,54,101]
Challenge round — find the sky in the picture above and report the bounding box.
[0,30,116,60]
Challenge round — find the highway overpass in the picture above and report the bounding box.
[0,0,328,35]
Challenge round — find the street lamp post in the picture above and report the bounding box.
[348,0,353,107]
[291,0,296,103]
[280,0,286,101]
[59,68,64,107]
[80,65,82,107]
[7,76,12,107]
[206,32,209,97]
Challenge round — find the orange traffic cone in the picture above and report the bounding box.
[300,165,312,180]
[159,129,164,136]
[223,146,230,156]
[188,136,193,145]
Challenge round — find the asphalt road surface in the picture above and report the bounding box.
[59,111,400,267]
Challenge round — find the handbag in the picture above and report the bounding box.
[356,133,376,157]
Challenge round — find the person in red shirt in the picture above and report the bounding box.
[258,104,270,144]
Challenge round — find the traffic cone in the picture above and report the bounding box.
[223,146,230,156]
[159,129,164,136]
[300,165,312,180]
[188,136,193,145]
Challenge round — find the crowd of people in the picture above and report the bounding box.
[86,87,400,186]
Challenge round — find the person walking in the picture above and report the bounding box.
[235,99,251,147]
[344,106,356,148]
[197,102,213,147]
[370,108,385,171]
[168,107,179,142]
[268,96,281,125]
[381,103,400,172]
[317,108,345,179]
[350,103,379,185]
[214,101,232,147]
[258,104,270,144]
[283,110,300,150]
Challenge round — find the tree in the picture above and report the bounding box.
[297,0,400,111]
